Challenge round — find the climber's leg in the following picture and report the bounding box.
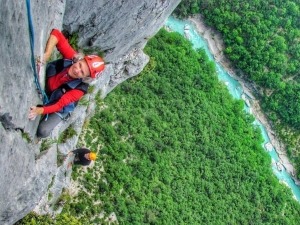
[37,113,62,138]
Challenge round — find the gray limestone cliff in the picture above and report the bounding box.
[0,0,180,224]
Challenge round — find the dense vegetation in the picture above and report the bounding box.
[174,0,300,177]
[19,29,300,224]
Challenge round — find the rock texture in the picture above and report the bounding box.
[0,0,180,224]
[63,0,178,62]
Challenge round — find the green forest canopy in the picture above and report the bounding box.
[54,29,299,224]
[174,0,300,178]
[76,29,300,224]
[174,0,300,126]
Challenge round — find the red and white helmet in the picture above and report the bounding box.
[84,55,105,78]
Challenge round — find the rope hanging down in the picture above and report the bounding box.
[25,0,48,104]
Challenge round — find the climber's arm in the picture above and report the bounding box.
[28,89,84,120]
[50,29,77,60]
[42,89,84,114]
[43,34,58,62]
[72,148,90,154]
[43,29,77,62]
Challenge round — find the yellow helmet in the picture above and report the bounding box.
[89,152,97,161]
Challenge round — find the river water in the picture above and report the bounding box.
[165,16,300,201]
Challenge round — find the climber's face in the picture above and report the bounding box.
[68,59,91,79]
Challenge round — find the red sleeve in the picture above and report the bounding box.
[51,29,77,59]
[42,89,84,114]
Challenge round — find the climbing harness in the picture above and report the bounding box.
[45,59,89,120]
[25,0,49,105]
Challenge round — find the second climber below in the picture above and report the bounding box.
[67,148,97,167]
[28,29,105,138]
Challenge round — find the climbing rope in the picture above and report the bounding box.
[25,0,49,104]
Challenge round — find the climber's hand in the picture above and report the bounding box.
[28,106,44,120]
[36,56,46,66]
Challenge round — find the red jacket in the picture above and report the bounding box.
[42,29,85,114]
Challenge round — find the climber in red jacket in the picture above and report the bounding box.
[28,29,105,138]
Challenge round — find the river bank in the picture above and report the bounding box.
[187,14,299,184]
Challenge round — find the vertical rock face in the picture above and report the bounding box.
[0,0,180,224]
[63,0,179,62]
[0,1,65,225]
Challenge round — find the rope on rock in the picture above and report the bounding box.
[25,0,49,104]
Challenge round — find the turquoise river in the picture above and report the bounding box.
[165,16,300,202]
